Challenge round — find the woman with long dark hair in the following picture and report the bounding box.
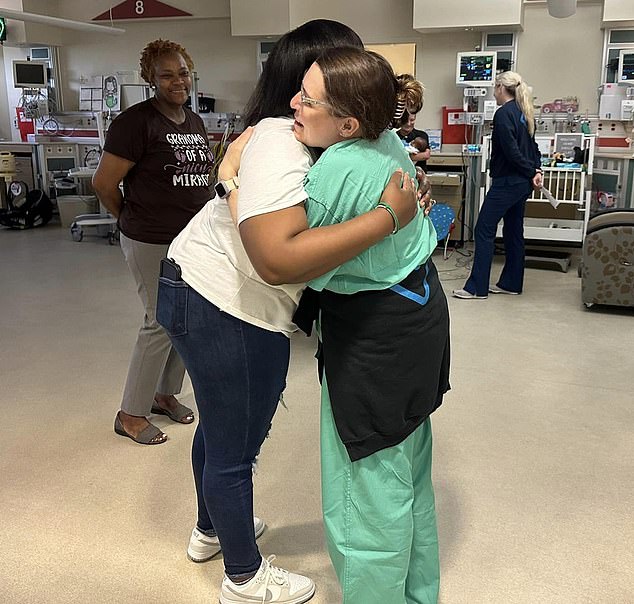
[157,20,420,604]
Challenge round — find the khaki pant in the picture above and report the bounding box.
[119,232,185,416]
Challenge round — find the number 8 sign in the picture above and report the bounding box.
[93,0,192,21]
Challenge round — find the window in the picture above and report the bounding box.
[602,29,634,83]
[257,41,277,76]
[482,32,516,73]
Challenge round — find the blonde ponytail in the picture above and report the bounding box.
[496,71,535,136]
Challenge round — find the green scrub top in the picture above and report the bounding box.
[304,129,437,294]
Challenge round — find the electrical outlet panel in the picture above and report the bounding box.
[466,113,484,125]
[464,87,487,97]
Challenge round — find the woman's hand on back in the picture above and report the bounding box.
[217,126,254,181]
[380,170,418,228]
[415,167,433,216]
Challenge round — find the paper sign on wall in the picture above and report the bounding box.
[103,75,120,111]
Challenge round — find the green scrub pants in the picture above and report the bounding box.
[320,377,440,604]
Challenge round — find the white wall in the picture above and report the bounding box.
[230,0,290,36]
[2,0,65,45]
[518,2,604,116]
[43,0,250,113]
[415,3,606,130]
[417,31,482,130]
[55,18,257,113]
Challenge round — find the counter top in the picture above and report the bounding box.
[34,136,101,145]
[429,144,465,156]
[0,141,38,149]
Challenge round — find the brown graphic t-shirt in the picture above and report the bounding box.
[104,99,213,244]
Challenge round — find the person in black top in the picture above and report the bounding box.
[453,71,542,299]
[396,111,431,170]
[93,39,213,444]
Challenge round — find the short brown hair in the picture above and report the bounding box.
[139,39,194,83]
[316,48,424,140]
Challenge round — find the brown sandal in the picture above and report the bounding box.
[114,413,167,445]
[151,400,195,424]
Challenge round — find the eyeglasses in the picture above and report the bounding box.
[300,87,329,108]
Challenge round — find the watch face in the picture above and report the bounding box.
[214,181,228,198]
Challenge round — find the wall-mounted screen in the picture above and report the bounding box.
[13,60,48,88]
[618,50,634,82]
[456,51,497,87]
[30,47,51,61]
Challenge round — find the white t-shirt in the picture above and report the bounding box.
[168,117,312,337]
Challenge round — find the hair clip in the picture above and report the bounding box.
[393,99,406,122]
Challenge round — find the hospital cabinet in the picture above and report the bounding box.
[426,148,482,244]
[592,152,634,210]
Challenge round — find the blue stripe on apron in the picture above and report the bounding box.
[389,263,430,306]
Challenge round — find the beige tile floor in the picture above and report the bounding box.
[0,225,632,604]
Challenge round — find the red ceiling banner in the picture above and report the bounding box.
[93,0,192,21]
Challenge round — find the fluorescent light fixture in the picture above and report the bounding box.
[547,0,576,18]
[0,8,125,35]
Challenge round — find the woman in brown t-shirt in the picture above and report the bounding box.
[92,39,213,445]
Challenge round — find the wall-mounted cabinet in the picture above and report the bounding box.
[414,0,523,33]
[603,0,634,27]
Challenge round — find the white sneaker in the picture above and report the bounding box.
[219,555,315,604]
[452,288,487,299]
[187,516,266,563]
[488,285,519,295]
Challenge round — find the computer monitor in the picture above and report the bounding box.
[617,50,634,83]
[456,51,497,87]
[13,60,48,88]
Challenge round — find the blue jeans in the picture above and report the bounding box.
[157,275,290,577]
[465,176,533,296]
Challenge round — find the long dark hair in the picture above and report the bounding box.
[242,19,363,126]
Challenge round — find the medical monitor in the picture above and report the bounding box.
[13,60,48,88]
[456,51,497,87]
[617,50,634,83]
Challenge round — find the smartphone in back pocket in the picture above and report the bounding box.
[160,258,182,281]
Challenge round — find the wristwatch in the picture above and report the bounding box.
[214,176,239,199]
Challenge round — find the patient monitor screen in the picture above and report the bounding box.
[456,53,496,86]
[619,52,634,82]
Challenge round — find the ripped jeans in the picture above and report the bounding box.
[157,275,290,577]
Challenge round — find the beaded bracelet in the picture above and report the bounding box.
[376,202,400,235]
